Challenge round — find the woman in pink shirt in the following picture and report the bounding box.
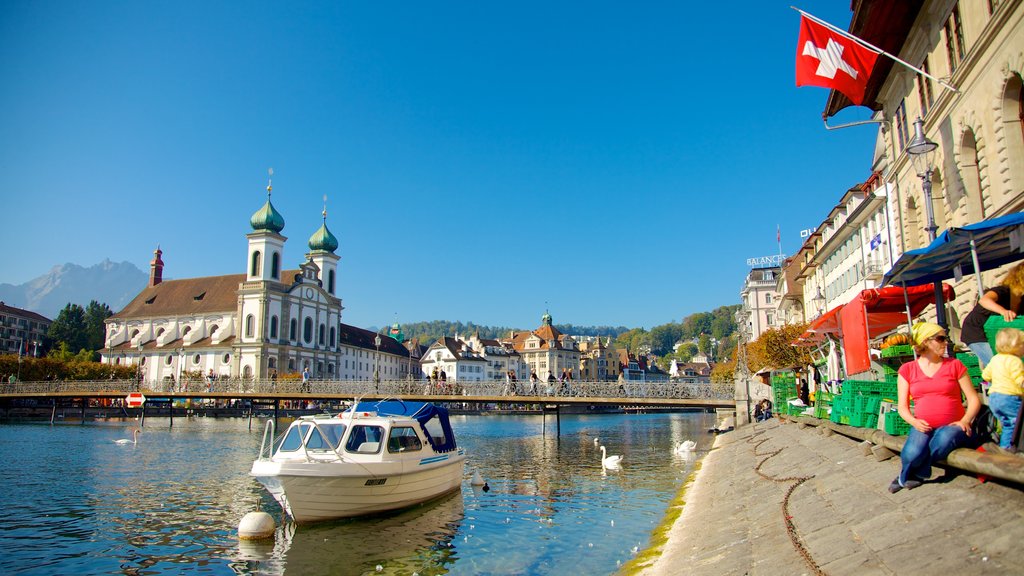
[891,322,981,493]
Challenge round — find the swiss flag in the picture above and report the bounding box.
[795,15,879,105]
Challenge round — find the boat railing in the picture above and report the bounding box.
[257,418,277,461]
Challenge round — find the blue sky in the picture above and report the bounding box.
[0,1,877,329]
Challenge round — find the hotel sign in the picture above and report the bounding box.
[746,255,785,267]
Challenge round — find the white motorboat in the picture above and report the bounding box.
[251,400,466,523]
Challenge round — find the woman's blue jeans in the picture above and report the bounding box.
[900,425,970,484]
[988,392,1022,448]
[966,341,995,368]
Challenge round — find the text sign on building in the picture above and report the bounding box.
[746,255,785,267]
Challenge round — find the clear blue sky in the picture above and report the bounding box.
[0,1,877,330]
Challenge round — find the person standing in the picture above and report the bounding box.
[891,322,981,492]
[981,328,1024,449]
[960,262,1024,367]
[301,366,310,393]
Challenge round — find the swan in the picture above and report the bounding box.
[593,437,599,445]
[674,440,696,454]
[114,429,141,445]
[599,445,622,468]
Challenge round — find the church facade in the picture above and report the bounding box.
[101,181,412,387]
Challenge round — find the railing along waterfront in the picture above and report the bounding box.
[0,378,734,402]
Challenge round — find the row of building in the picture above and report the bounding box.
[97,183,712,386]
[0,302,50,358]
[738,0,1024,347]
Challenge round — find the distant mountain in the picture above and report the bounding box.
[0,260,148,319]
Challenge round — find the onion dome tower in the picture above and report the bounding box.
[246,169,287,282]
[308,195,340,296]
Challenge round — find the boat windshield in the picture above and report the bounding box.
[345,425,385,454]
[278,422,346,452]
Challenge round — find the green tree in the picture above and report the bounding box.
[698,333,711,356]
[648,323,682,356]
[83,301,113,357]
[48,303,87,355]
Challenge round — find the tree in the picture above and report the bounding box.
[745,323,813,373]
[83,301,113,357]
[48,303,87,355]
[648,323,682,356]
[698,333,711,356]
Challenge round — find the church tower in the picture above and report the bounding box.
[307,197,340,296]
[247,170,287,283]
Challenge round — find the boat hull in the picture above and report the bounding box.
[251,451,466,523]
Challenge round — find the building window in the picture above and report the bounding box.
[270,316,279,339]
[223,353,231,364]
[290,319,297,341]
[304,318,313,344]
[271,252,280,280]
[330,327,336,347]
[193,354,201,365]
[764,293,772,304]
[945,5,965,73]
[328,270,335,294]
[895,100,909,150]
[165,355,173,366]
[251,251,262,277]
[245,315,255,338]
[288,358,295,371]
[318,323,326,346]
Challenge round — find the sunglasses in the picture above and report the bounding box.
[930,335,948,343]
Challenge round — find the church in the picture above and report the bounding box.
[101,179,413,387]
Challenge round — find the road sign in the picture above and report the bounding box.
[125,392,146,408]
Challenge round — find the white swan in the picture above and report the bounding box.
[600,445,622,468]
[114,429,140,445]
[674,440,696,454]
[593,437,599,445]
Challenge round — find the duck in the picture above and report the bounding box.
[674,440,697,454]
[599,445,622,468]
[114,429,141,445]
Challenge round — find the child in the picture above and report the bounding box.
[981,328,1024,449]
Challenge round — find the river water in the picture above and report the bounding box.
[0,410,714,575]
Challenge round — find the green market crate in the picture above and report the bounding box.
[984,316,1024,351]
[813,405,830,419]
[884,410,911,436]
[849,411,878,428]
[881,344,914,358]
[956,352,980,368]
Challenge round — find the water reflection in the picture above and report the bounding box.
[233,493,465,576]
[0,411,714,576]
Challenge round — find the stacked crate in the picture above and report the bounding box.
[813,390,833,419]
[771,371,799,416]
[956,352,984,390]
[831,379,898,429]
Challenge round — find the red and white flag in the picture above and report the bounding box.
[795,15,879,105]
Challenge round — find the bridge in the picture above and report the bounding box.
[0,378,735,430]
[0,378,733,406]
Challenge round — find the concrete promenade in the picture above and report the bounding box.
[636,418,1024,575]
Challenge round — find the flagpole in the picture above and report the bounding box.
[792,6,959,94]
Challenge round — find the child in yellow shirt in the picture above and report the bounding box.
[981,328,1024,448]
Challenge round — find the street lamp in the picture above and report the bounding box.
[812,287,826,318]
[373,333,382,393]
[905,117,948,329]
[137,342,144,390]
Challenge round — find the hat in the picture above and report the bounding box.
[911,322,943,345]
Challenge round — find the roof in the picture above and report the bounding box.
[112,274,245,318]
[338,323,410,357]
[111,269,304,319]
[823,0,924,118]
[0,302,51,323]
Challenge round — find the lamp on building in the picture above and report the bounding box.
[905,117,948,330]
[373,332,382,393]
[812,288,826,318]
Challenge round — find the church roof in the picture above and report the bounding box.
[338,323,410,356]
[308,221,339,253]
[112,274,246,318]
[250,199,285,233]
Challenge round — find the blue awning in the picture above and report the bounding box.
[882,212,1024,287]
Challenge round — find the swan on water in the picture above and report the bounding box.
[599,445,622,468]
[674,440,696,454]
[114,429,141,445]
[593,437,599,445]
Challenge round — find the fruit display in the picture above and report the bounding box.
[879,333,911,349]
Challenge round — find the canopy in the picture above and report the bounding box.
[797,284,954,375]
[882,212,1024,289]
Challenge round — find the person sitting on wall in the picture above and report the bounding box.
[890,322,981,493]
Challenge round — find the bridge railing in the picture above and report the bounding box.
[0,378,734,400]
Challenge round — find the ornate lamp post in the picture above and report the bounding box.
[373,333,382,393]
[905,117,948,330]
[812,287,826,319]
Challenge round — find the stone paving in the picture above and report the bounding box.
[638,418,1024,576]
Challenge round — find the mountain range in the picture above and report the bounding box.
[0,260,149,319]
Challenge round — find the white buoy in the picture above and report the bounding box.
[471,470,485,486]
[238,511,276,540]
